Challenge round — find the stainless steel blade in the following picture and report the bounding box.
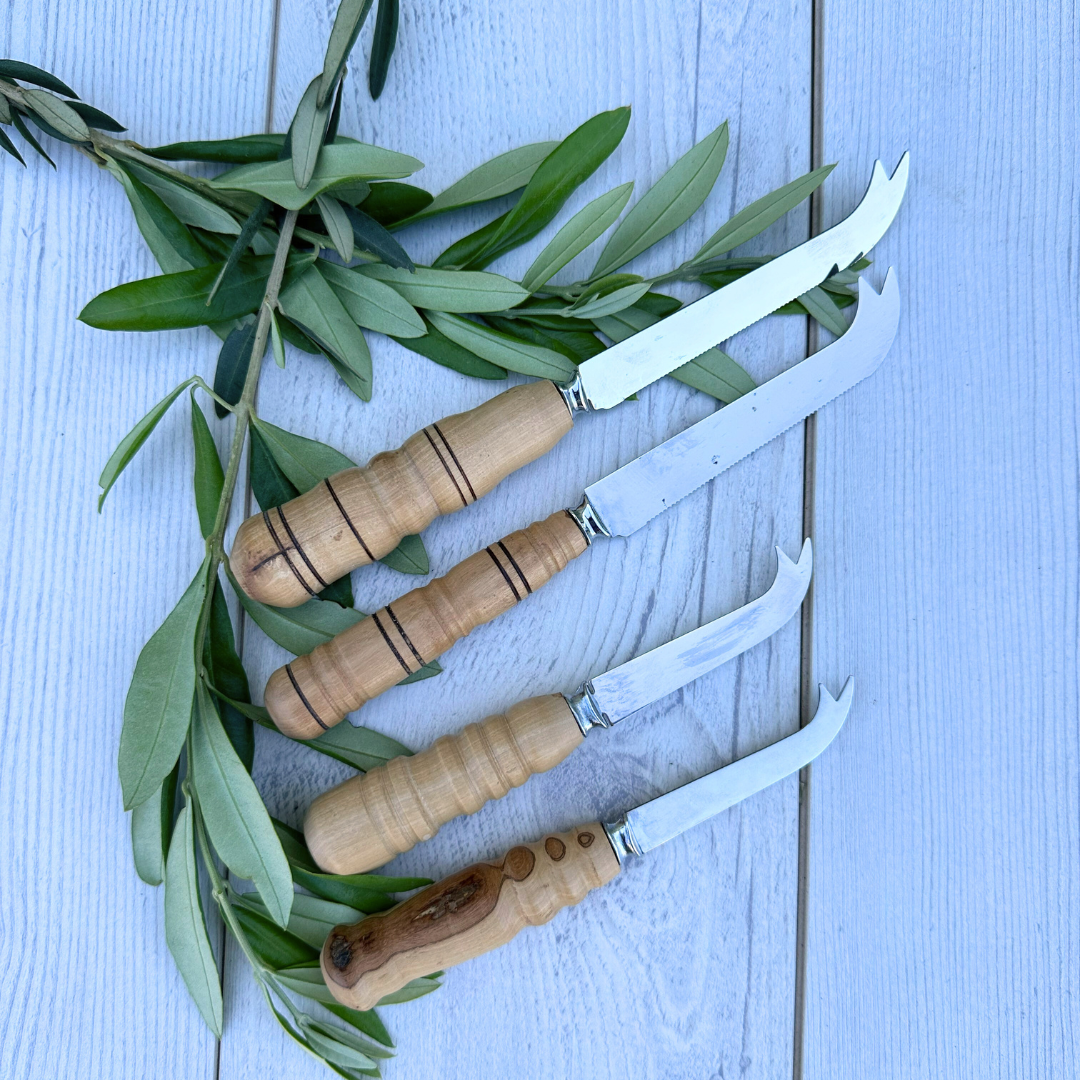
[612,679,854,857]
[583,540,812,724]
[576,154,909,410]
[584,271,900,537]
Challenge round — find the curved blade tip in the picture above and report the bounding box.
[773,538,813,586]
[815,677,856,719]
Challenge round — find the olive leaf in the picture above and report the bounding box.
[190,687,294,927]
[147,134,287,164]
[230,578,363,655]
[122,160,243,234]
[21,88,90,141]
[98,377,194,508]
[359,181,432,224]
[204,580,255,772]
[322,999,394,1048]
[319,261,425,337]
[404,141,559,224]
[569,280,651,319]
[11,110,55,165]
[210,318,258,417]
[797,285,849,336]
[130,761,178,886]
[376,531,429,575]
[189,393,224,537]
[357,264,527,313]
[290,76,333,190]
[67,100,125,131]
[316,195,356,261]
[377,976,443,1005]
[0,126,26,166]
[591,120,728,279]
[298,720,410,772]
[392,316,507,380]
[301,1020,379,1070]
[250,416,353,491]
[269,306,287,367]
[318,0,377,105]
[241,892,362,950]
[521,181,634,292]
[339,202,415,270]
[426,311,576,381]
[0,59,78,96]
[206,198,272,305]
[164,804,223,1036]
[368,0,399,98]
[232,901,317,968]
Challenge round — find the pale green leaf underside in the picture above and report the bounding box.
[426,311,575,381]
[358,264,528,313]
[319,260,425,337]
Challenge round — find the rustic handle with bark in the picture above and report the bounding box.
[305,695,585,874]
[229,381,574,607]
[263,510,589,739]
[320,823,620,1010]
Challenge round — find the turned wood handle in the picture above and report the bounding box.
[320,822,620,1010]
[264,510,589,739]
[229,381,573,607]
[305,695,584,874]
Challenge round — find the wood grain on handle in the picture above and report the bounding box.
[229,381,573,607]
[320,823,619,1010]
[305,695,584,874]
[264,510,589,739]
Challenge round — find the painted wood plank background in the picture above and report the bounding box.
[0,1,1076,1079]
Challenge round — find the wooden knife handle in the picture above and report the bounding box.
[264,510,589,739]
[305,695,584,874]
[320,823,620,1010]
[229,380,573,607]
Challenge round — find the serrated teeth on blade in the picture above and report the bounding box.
[577,153,909,410]
[587,540,812,722]
[621,677,854,855]
[584,270,901,538]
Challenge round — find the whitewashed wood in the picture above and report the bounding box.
[219,2,813,1078]
[805,1,1080,1075]
[0,2,274,1077]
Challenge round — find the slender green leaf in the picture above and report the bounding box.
[21,89,90,140]
[290,76,333,189]
[274,964,348,1004]
[317,195,355,261]
[249,422,302,510]
[319,262,424,337]
[405,141,559,223]
[232,900,316,967]
[521,181,634,292]
[798,285,849,336]
[323,1001,394,1048]
[278,313,323,353]
[213,316,263,418]
[269,306,287,367]
[146,134,287,164]
[359,264,528,313]
[300,720,410,772]
[10,110,54,166]
[0,60,78,97]
[376,532,428,575]
[291,867,414,911]
[164,804,223,1036]
[243,892,362,950]
[569,280,651,319]
[591,120,728,278]
[212,142,420,211]
[398,659,443,684]
[67,100,125,131]
[392,317,506,380]
[324,77,345,144]
[301,1021,378,1070]
[130,761,178,886]
[279,266,373,398]
[206,197,272,304]
[231,578,364,655]
[432,209,508,269]
[693,163,836,263]
[368,0,399,98]
[204,580,255,771]
[0,125,26,166]
[189,393,224,537]
[122,160,242,234]
[98,378,193,508]
[191,688,293,926]
[377,976,442,1005]
[318,0,377,105]
[359,181,432,224]
[340,204,414,270]
[486,317,603,364]
[0,94,10,124]
[250,417,354,492]
[426,311,575,381]
[319,353,367,401]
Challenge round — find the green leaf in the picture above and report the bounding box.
[204,579,255,771]
[10,110,54,166]
[0,125,26,166]
[392,316,506,380]
[250,417,354,492]
[316,195,355,261]
[279,266,373,398]
[591,120,728,279]
[146,134,287,164]
[300,720,410,772]
[319,262,425,338]
[377,976,442,1005]
[164,804,223,1036]
[433,210,508,270]
[98,378,192,508]
[358,264,528,313]
[232,900,317,968]
[319,0,377,105]
[398,659,443,685]
[244,893,362,951]
[249,422,301,511]
[189,393,224,537]
[798,285,849,336]
[521,181,634,292]
[323,1000,394,1048]
[274,964,348,1004]
[377,532,428,575]
[368,0,399,98]
[426,312,575,381]
[231,582,364,655]
[291,868,413,912]
[0,60,78,97]
[693,163,836,263]
[21,88,90,141]
[118,560,207,809]
[290,76,333,189]
[212,142,420,211]
[67,100,125,131]
[340,203,415,270]
[301,1021,378,1070]
[406,141,560,223]
[191,688,294,926]
[459,107,631,270]
[359,181,432,224]
[122,160,242,234]
[212,317,260,417]
[206,197,272,305]
[79,257,272,331]
[130,761,178,886]
[269,306,287,368]
[485,317,603,364]
[569,280,651,319]
[0,94,10,124]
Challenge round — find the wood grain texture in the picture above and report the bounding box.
[804,1,1080,1076]
[304,694,584,874]
[321,823,621,1011]
[0,2,276,1077]
[221,2,813,1078]
[231,379,574,606]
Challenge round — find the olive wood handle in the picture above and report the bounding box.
[229,380,573,607]
[320,823,619,1010]
[264,510,589,739]
[305,695,584,874]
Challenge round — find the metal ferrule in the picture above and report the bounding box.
[566,495,611,545]
[557,371,591,415]
[564,682,615,736]
[603,814,644,863]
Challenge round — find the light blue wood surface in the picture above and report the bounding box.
[0,2,1075,1078]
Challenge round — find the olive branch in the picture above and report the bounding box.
[1,0,866,1073]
